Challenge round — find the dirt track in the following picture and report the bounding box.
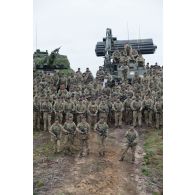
[34,126,150,195]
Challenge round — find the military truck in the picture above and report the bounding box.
[33,47,70,72]
[95,28,157,83]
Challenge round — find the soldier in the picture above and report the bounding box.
[63,114,77,155]
[87,99,98,130]
[136,53,145,66]
[131,95,142,127]
[98,99,109,122]
[142,95,154,127]
[76,116,90,157]
[41,98,53,131]
[119,127,139,163]
[112,98,124,128]
[76,98,87,124]
[96,66,105,82]
[33,96,41,131]
[53,97,64,124]
[121,64,129,81]
[49,118,65,153]
[112,50,121,63]
[63,96,75,121]
[154,98,163,129]
[123,90,134,125]
[94,117,109,157]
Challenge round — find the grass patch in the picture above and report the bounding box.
[142,130,163,180]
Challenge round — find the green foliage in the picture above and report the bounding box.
[54,54,70,68]
[34,180,44,188]
[142,130,163,178]
[59,68,74,77]
[142,165,149,176]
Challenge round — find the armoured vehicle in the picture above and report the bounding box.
[33,47,70,71]
[95,28,157,82]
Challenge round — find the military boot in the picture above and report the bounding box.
[119,156,124,161]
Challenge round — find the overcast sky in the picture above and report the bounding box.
[33,0,162,76]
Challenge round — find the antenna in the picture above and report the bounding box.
[35,21,38,50]
[126,22,129,44]
[138,24,141,51]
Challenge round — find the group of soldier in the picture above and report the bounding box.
[33,58,163,162]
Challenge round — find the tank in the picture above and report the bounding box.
[33,47,70,71]
[95,28,157,83]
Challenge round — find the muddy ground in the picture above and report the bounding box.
[33,126,162,195]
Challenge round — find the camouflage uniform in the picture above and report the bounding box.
[123,91,134,125]
[142,96,154,127]
[94,118,109,156]
[77,118,90,157]
[49,120,64,153]
[119,127,139,162]
[87,101,98,130]
[41,99,53,131]
[53,98,64,124]
[131,97,142,127]
[98,100,109,122]
[154,99,163,129]
[33,96,40,130]
[63,98,75,120]
[76,100,87,124]
[121,64,129,81]
[63,114,77,154]
[112,99,124,128]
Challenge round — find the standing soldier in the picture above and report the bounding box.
[98,99,109,123]
[154,98,163,129]
[123,91,134,125]
[76,98,87,124]
[87,99,98,130]
[121,64,129,81]
[41,98,53,131]
[112,98,124,128]
[131,95,142,127]
[119,127,139,163]
[53,97,64,124]
[64,96,75,121]
[76,116,90,157]
[63,114,77,155]
[49,118,65,153]
[142,95,154,127]
[94,117,109,157]
[33,96,41,131]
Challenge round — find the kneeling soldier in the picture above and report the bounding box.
[119,127,139,163]
[49,118,65,153]
[63,113,77,155]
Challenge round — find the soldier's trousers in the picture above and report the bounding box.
[144,110,153,127]
[33,111,40,130]
[121,144,136,161]
[155,112,163,129]
[123,73,127,81]
[133,111,142,127]
[51,136,61,153]
[125,109,133,125]
[55,112,63,124]
[114,112,122,127]
[88,115,97,130]
[97,135,107,155]
[99,112,108,122]
[80,138,89,155]
[64,134,75,153]
[43,112,51,131]
[77,113,84,124]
